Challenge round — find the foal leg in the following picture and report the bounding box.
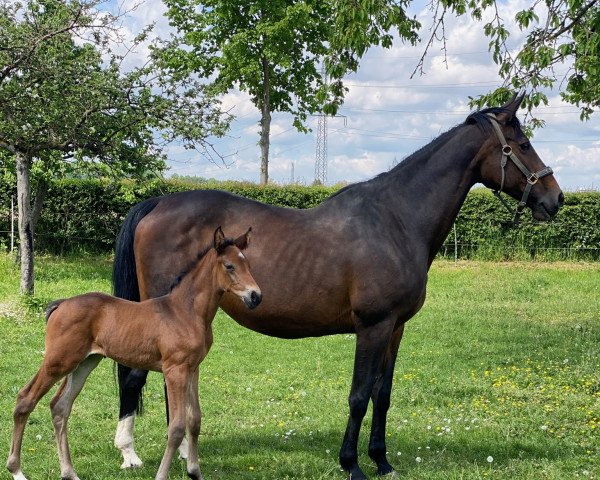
[340,316,396,480]
[114,367,148,468]
[185,368,202,479]
[7,369,63,480]
[155,366,190,480]
[368,324,405,477]
[50,354,103,480]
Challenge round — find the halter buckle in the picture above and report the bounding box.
[527,172,539,185]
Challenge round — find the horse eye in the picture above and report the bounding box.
[225,263,235,272]
[520,142,531,152]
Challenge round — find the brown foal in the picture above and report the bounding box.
[7,227,261,480]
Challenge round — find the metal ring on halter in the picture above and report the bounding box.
[527,173,539,185]
[502,145,512,156]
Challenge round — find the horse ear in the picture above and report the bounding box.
[214,226,225,251]
[496,91,525,124]
[234,227,252,251]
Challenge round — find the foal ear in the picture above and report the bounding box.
[496,91,525,124]
[214,226,226,251]
[234,227,252,250]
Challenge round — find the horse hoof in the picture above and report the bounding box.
[348,471,368,480]
[380,471,400,479]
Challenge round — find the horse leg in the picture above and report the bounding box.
[155,365,190,480]
[7,368,63,480]
[114,367,148,468]
[185,368,202,479]
[50,354,102,480]
[339,316,396,480]
[368,323,405,477]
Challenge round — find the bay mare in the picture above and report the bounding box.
[7,228,261,480]
[112,96,563,479]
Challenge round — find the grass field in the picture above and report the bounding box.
[0,255,598,480]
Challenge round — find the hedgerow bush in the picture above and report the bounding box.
[0,178,598,259]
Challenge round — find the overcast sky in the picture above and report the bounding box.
[115,0,600,191]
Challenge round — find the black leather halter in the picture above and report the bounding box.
[486,113,553,225]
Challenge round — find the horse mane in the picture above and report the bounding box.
[465,106,523,135]
[326,105,523,201]
[168,237,235,292]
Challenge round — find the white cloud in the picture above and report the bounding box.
[100,0,600,191]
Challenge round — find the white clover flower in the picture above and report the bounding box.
[487,456,494,463]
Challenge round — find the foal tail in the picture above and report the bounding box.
[113,196,160,415]
[45,299,64,323]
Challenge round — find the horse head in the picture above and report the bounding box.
[472,93,564,222]
[213,226,262,309]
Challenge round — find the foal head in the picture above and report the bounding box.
[469,93,563,221]
[213,226,262,310]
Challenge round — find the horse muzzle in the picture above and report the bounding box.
[531,190,564,221]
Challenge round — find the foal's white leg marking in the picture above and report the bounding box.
[178,436,189,460]
[115,415,143,468]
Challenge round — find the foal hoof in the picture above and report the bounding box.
[120,452,143,469]
[187,470,204,480]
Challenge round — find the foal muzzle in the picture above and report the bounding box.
[243,289,262,310]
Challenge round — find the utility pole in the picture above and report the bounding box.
[315,109,327,185]
[314,65,328,185]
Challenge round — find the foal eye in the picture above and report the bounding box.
[225,263,235,272]
[519,142,531,152]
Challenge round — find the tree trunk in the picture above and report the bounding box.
[32,177,48,230]
[15,151,34,295]
[259,56,271,186]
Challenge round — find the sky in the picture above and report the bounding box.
[114,0,600,192]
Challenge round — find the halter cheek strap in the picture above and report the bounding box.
[485,113,554,225]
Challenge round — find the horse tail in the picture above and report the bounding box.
[113,196,160,416]
[113,196,160,300]
[45,299,64,323]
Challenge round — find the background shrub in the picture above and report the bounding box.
[0,177,598,259]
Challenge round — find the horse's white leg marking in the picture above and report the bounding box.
[10,470,28,480]
[115,414,143,468]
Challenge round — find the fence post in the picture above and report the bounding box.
[453,222,458,263]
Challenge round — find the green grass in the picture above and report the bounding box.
[1,255,598,479]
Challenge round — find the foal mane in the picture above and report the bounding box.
[168,237,235,292]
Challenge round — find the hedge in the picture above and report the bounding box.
[1,178,599,260]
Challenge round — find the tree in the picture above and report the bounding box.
[158,0,419,184]
[0,0,228,294]
[417,0,600,127]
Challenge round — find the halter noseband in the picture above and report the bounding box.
[485,113,553,225]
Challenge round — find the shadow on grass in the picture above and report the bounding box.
[131,429,575,479]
